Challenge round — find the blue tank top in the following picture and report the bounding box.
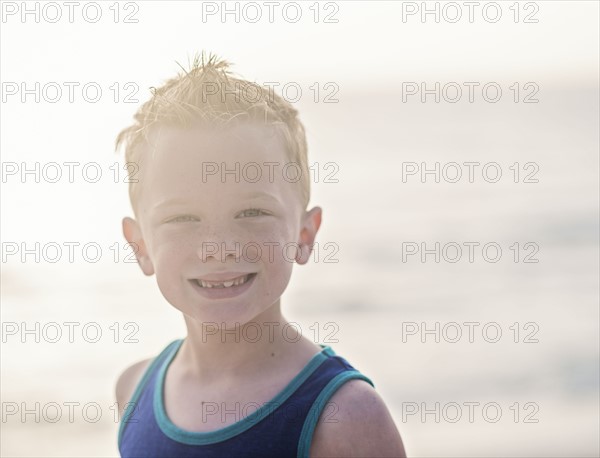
[118,339,374,457]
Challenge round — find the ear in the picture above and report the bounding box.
[122,217,155,276]
[295,206,323,265]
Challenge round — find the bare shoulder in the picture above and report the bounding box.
[309,379,407,458]
[115,358,153,417]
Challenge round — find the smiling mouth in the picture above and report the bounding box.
[194,273,257,289]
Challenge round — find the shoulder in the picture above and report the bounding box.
[115,358,152,418]
[309,378,407,457]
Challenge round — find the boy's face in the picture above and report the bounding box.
[123,121,321,328]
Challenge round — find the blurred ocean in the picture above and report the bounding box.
[1,85,598,456]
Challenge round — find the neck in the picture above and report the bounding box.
[176,301,301,385]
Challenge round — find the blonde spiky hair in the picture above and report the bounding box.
[115,51,310,215]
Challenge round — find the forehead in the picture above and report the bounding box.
[148,121,285,160]
[137,122,299,205]
[157,120,280,149]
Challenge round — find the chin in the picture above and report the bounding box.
[177,300,267,330]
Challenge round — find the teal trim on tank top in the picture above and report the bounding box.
[118,339,181,448]
[297,370,375,458]
[154,338,336,446]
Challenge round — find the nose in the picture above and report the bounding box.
[196,224,241,263]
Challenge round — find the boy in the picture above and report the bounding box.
[114,53,406,457]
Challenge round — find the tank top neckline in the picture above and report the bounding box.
[154,338,336,446]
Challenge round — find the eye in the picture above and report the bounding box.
[166,215,199,223]
[237,208,270,218]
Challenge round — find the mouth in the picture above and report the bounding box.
[194,273,257,289]
[188,272,258,300]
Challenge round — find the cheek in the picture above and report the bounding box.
[150,242,196,312]
[250,226,298,265]
[252,219,299,247]
[149,234,191,290]
[151,224,204,253]
[152,234,190,264]
[256,253,294,304]
[259,231,297,285]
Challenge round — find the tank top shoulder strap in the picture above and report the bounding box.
[296,347,375,458]
[117,339,183,447]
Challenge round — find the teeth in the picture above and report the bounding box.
[197,274,252,289]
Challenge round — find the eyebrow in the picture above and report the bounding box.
[153,191,281,210]
[153,197,187,210]
[244,191,282,203]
